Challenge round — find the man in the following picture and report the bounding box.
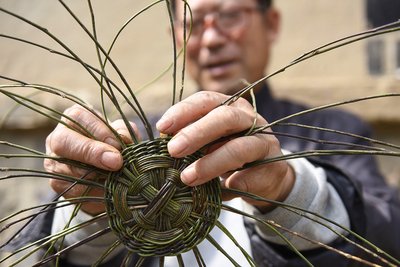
[33,0,400,266]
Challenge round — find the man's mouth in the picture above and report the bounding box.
[204,60,236,77]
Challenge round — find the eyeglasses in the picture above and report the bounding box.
[177,6,262,41]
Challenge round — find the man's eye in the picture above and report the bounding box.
[219,10,242,23]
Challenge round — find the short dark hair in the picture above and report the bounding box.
[170,0,272,16]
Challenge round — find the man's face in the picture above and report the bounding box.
[174,0,279,95]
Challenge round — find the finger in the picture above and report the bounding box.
[44,157,105,180]
[49,177,105,215]
[46,125,123,171]
[110,119,140,144]
[166,105,264,158]
[227,164,285,197]
[180,134,277,185]
[157,91,254,134]
[156,91,226,133]
[61,105,121,148]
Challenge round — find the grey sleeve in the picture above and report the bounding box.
[51,198,124,266]
[243,150,350,250]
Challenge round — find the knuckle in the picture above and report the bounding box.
[215,106,242,133]
[184,122,204,142]
[266,135,281,156]
[224,139,248,166]
[45,131,54,153]
[85,117,105,137]
[43,158,56,172]
[63,104,84,122]
[48,129,67,156]
[235,97,253,109]
[69,165,90,178]
[81,141,104,164]
[192,90,225,106]
[48,178,63,193]
[111,119,139,143]
[194,90,214,100]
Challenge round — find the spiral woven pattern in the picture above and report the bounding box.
[105,137,221,256]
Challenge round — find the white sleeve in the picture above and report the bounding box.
[243,150,350,250]
[51,198,124,265]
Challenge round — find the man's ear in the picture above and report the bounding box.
[264,7,281,42]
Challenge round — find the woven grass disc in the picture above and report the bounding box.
[105,137,221,256]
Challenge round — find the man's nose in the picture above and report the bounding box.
[201,15,227,48]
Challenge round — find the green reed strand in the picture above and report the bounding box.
[0,140,108,176]
[225,204,383,267]
[0,213,107,265]
[166,0,178,106]
[157,0,194,105]
[205,234,242,267]
[176,254,184,267]
[252,93,400,135]
[215,221,256,266]
[0,90,42,128]
[0,197,102,228]
[241,149,400,171]
[261,130,388,152]
[0,198,104,253]
[120,251,134,267]
[267,221,386,267]
[177,1,192,102]
[43,173,105,267]
[1,68,139,141]
[272,122,400,150]
[0,74,27,84]
[221,204,312,267]
[1,14,163,141]
[277,206,398,267]
[0,6,143,143]
[0,88,95,139]
[134,257,146,267]
[51,178,101,266]
[0,168,104,188]
[0,170,103,250]
[98,0,164,120]
[192,246,206,267]
[38,175,96,265]
[0,82,127,146]
[203,124,389,162]
[268,220,387,267]
[92,240,122,266]
[289,22,400,68]
[0,140,45,155]
[0,156,106,178]
[223,22,400,105]
[0,50,143,133]
[32,227,112,267]
[57,0,152,141]
[0,36,124,112]
[85,0,147,143]
[87,0,110,125]
[223,188,400,266]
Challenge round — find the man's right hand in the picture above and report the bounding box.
[44,104,138,215]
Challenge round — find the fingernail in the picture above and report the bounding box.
[101,151,121,170]
[156,116,173,132]
[168,135,188,156]
[181,165,197,185]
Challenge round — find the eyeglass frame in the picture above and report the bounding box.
[175,5,264,41]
